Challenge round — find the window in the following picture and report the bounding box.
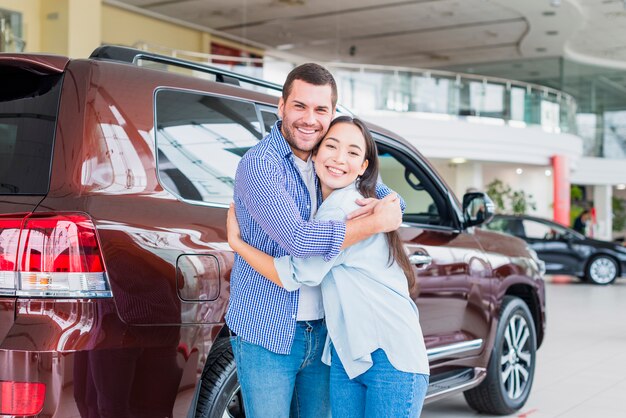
[375,141,452,227]
[261,110,279,134]
[0,68,63,195]
[522,219,567,240]
[155,90,263,205]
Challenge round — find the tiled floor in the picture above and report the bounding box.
[422,275,626,418]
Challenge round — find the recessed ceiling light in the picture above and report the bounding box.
[516,168,523,175]
[617,184,626,190]
[545,169,552,176]
[451,157,467,164]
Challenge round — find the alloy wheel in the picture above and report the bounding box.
[500,313,532,400]
[589,257,617,285]
[221,384,244,418]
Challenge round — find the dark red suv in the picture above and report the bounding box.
[0,46,545,417]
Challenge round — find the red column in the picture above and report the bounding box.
[552,155,570,226]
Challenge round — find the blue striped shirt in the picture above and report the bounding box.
[226,121,401,354]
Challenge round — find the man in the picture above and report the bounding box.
[227,63,403,418]
[573,209,590,235]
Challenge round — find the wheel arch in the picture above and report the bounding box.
[503,284,544,348]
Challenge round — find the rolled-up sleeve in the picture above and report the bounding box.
[237,156,345,260]
[376,182,406,213]
[274,251,345,291]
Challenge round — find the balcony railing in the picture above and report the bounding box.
[133,42,577,135]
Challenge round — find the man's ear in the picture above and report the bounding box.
[278,97,285,119]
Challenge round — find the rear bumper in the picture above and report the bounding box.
[0,298,204,417]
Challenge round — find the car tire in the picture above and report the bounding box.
[195,337,245,418]
[585,255,618,285]
[464,296,536,415]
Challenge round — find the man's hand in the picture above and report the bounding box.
[346,197,379,220]
[347,194,402,231]
[372,193,402,232]
[227,203,244,251]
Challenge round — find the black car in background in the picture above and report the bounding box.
[485,214,626,285]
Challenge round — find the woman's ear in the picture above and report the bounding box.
[359,159,369,175]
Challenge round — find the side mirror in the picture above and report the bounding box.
[462,192,495,227]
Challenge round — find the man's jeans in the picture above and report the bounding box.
[231,319,330,418]
[330,347,429,418]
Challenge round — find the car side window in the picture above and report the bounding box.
[154,90,263,205]
[375,141,453,227]
[522,219,564,240]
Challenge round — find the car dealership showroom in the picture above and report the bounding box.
[1,0,626,417]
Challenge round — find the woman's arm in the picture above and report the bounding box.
[227,203,346,290]
[227,204,284,288]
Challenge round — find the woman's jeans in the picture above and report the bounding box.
[330,347,429,418]
[231,319,330,418]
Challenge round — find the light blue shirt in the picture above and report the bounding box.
[275,183,430,379]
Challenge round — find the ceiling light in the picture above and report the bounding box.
[617,184,626,190]
[516,168,523,175]
[550,0,561,6]
[542,10,556,16]
[545,169,552,176]
[276,43,295,50]
[546,30,559,36]
[450,157,467,164]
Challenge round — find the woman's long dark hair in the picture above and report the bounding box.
[324,116,415,289]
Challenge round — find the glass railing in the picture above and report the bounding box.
[328,63,577,134]
[134,43,578,135]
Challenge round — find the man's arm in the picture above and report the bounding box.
[227,204,344,291]
[341,193,402,250]
[347,182,406,220]
[237,156,344,260]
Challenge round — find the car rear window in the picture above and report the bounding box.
[0,67,63,195]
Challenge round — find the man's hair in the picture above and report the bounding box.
[282,63,338,108]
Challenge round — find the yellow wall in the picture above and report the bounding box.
[102,4,203,52]
[0,1,264,58]
[101,4,263,58]
[68,0,101,58]
[0,0,40,52]
[40,0,68,55]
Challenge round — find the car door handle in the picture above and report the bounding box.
[409,254,432,267]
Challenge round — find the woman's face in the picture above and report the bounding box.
[314,122,369,198]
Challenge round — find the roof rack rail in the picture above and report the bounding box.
[89,45,283,93]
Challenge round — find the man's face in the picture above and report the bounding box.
[278,79,335,160]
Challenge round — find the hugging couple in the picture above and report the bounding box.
[225,63,429,418]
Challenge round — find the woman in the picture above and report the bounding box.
[227,116,429,417]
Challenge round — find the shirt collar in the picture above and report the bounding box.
[269,121,294,159]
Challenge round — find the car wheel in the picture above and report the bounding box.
[585,255,618,285]
[195,337,245,418]
[464,296,536,415]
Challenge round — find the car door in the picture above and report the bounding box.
[374,136,492,370]
[518,218,583,275]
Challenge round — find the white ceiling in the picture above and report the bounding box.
[112,0,626,69]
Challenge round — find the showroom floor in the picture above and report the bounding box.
[421,275,626,418]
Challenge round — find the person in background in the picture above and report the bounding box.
[573,209,591,235]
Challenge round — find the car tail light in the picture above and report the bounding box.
[0,381,46,415]
[0,213,111,298]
